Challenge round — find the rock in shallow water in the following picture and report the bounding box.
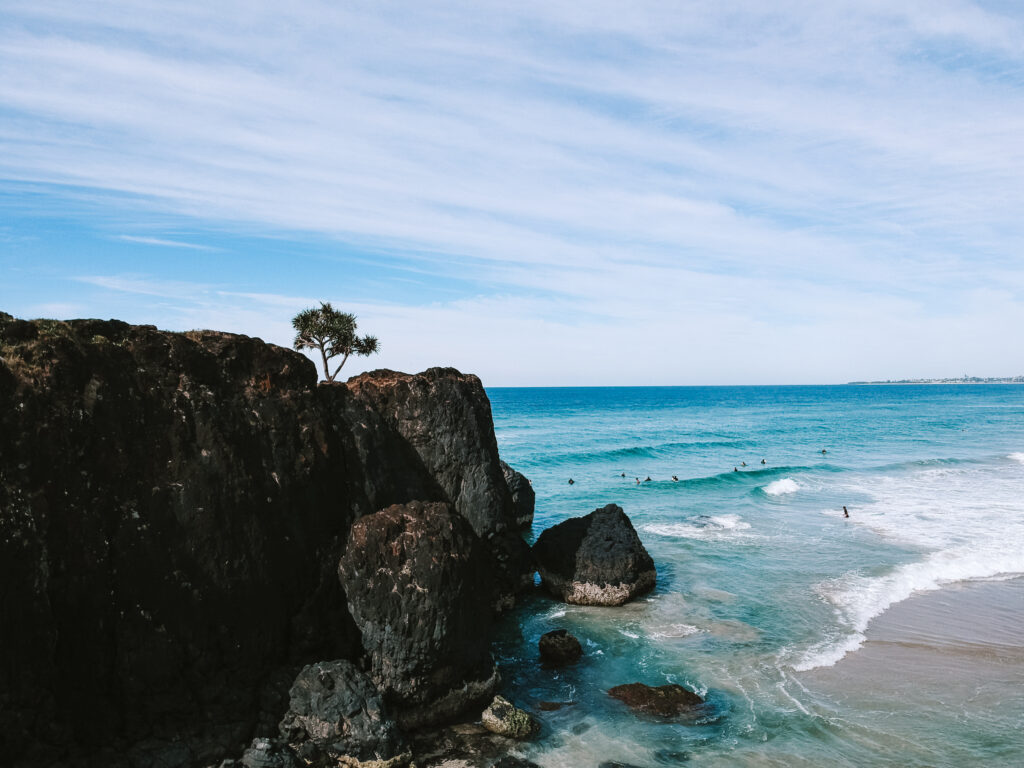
[532,504,656,606]
[338,500,498,729]
[480,696,540,740]
[538,629,583,665]
[607,683,704,718]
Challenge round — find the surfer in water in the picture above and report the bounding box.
[644,476,652,482]
[843,505,849,518]
[672,475,679,482]
[761,458,766,465]
[568,478,574,485]
[741,461,747,467]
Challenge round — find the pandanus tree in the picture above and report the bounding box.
[292,302,380,382]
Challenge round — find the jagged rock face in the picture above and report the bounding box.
[0,315,525,767]
[500,460,535,529]
[345,370,513,536]
[278,660,407,766]
[347,369,533,607]
[531,504,656,606]
[338,501,499,729]
[0,317,363,767]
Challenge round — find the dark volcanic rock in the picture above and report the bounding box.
[607,683,704,718]
[241,738,300,768]
[347,369,533,605]
[338,501,498,729]
[500,460,535,529]
[0,316,522,767]
[278,660,406,766]
[345,369,515,537]
[480,696,539,740]
[409,722,541,768]
[538,629,583,665]
[532,504,656,606]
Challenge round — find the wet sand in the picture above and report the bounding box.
[798,577,1024,766]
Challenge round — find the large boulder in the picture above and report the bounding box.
[338,501,499,728]
[607,683,703,718]
[278,660,407,767]
[346,369,533,607]
[532,504,655,606]
[500,460,535,529]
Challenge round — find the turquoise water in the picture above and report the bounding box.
[487,385,1024,767]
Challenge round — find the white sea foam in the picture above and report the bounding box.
[649,622,700,639]
[794,459,1024,671]
[1008,452,1024,464]
[643,514,751,541]
[763,477,800,496]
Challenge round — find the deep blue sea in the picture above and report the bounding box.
[487,385,1024,767]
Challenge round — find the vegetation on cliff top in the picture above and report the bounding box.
[292,302,379,382]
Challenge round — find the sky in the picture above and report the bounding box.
[2,0,1024,386]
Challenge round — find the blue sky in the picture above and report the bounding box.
[2,1,1023,385]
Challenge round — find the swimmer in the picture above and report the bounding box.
[636,477,641,484]
[672,475,679,482]
[734,467,739,472]
[621,472,626,477]
[741,461,747,467]
[568,478,575,485]
[761,458,766,465]
[821,449,828,454]
[843,505,849,518]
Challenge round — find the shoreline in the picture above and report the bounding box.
[797,577,1024,766]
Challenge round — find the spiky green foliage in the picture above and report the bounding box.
[292,302,380,382]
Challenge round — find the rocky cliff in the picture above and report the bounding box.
[0,313,531,768]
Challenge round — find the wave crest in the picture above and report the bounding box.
[643,514,751,541]
[763,477,800,496]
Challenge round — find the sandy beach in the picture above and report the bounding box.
[798,577,1024,766]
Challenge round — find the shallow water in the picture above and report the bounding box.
[487,385,1024,767]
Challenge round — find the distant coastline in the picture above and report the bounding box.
[849,376,1024,385]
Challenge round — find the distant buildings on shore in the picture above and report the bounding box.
[849,376,1024,385]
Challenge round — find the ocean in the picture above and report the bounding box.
[486,384,1024,767]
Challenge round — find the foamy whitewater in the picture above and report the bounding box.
[488,384,1024,767]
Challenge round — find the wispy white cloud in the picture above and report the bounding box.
[116,235,216,250]
[3,1,1024,381]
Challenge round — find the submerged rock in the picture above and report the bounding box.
[532,504,656,606]
[538,629,583,665]
[338,501,498,729]
[500,460,535,529]
[480,696,540,740]
[607,683,704,718]
[278,660,407,766]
